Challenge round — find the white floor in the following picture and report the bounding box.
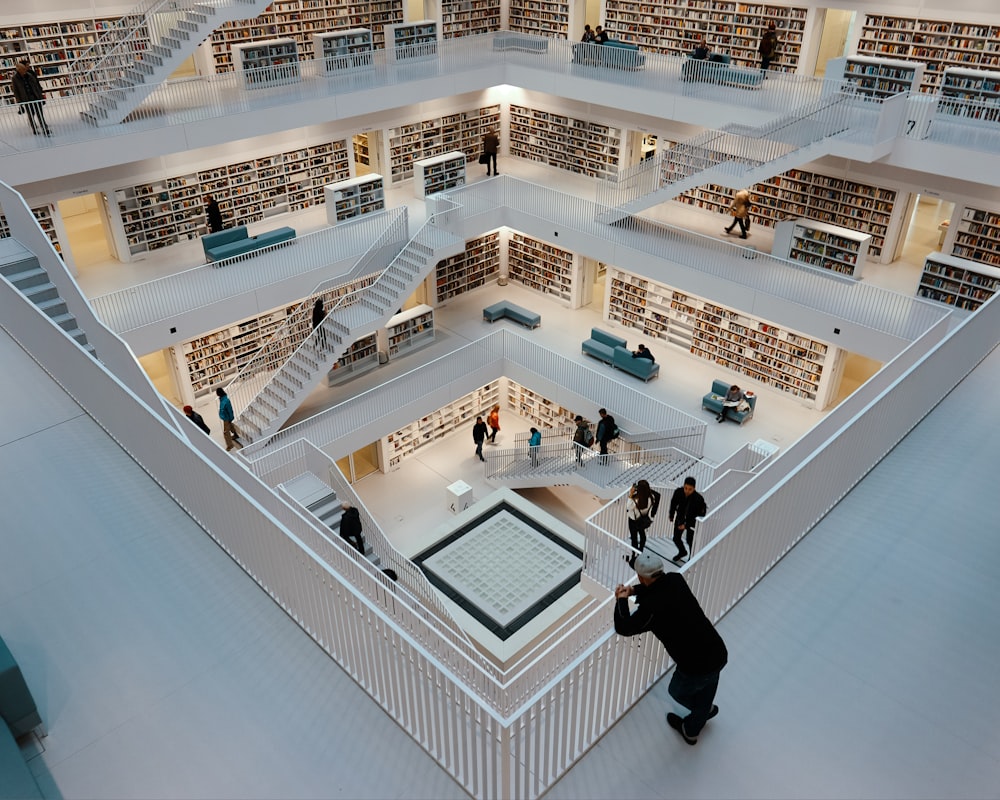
[2,310,998,799]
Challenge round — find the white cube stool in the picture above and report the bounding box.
[446,480,473,514]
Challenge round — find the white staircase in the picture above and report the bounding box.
[598,91,860,219]
[72,0,269,126]
[0,240,97,358]
[232,224,463,444]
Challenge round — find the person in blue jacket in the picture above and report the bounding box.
[216,387,242,451]
[529,426,542,467]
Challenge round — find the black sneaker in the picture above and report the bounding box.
[707,704,719,720]
[670,555,686,566]
[666,712,698,745]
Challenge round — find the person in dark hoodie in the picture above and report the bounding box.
[339,502,365,555]
[615,551,728,746]
[182,404,211,435]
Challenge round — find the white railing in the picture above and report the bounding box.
[4,171,999,798]
[89,210,401,333]
[902,92,1000,154]
[436,176,949,343]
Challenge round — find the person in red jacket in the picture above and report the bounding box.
[615,551,728,746]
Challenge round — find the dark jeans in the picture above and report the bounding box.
[341,531,365,555]
[726,216,748,237]
[672,524,694,558]
[628,518,648,552]
[761,57,773,73]
[475,439,484,460]
[485,152,497,174]
[23,102,49,135]
[489,426,499,442]
[668,668,720,736]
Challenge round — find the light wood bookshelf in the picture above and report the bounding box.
[378,381,501,470]
[607,266,844,407]
[916,252,1000,312]
[433,232,500,302]
[324,174,385,224]
[508,105,622,180]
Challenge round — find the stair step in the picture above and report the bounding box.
[177,20,200,32]
[167,28,191,41]
[50,312,80,332]
[149,44,173,58]
[0,257,41,278]
[24,283,59,304]
[7,266,47,289]
[162,36,184,50]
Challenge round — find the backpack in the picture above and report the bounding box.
[611,421,620,440]
[582,426,594,446]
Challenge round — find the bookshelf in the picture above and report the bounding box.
[324,174,385,224]
[353,133,371,167]
[386,20,438,62]
[441,0,501,39]
[378,381,501,470]
[207,0,404,73]
[938,67,1000,124]
[507,233,575,303]
[951,205,1000,268]
[607,267,844,408]
[508,0,570,39]
[381,304,435,358]
[0,206,62,256]
[327,332,380,385]
[506,380,579,430]
[115,140,349,258]
[169,274,375,405]
[675,167,899,261]
[386,105,501,184]
[313,28,373,72]
[413,151,467,198]
[916,252,1000,312]
[508,105,622,180]
[231,38,301,89]
[0,16,149,101]
[857,14,1000,92]
[773,219,871,279]
[830,55,925,99]
[433,232,500,302]
[602,0,807,72]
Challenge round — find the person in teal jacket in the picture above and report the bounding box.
[529,427,542,467]
[216,387,242,451]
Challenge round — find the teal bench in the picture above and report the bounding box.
[483,301,541,329]
[582,327,627,364]
[572,40,646,70]
[682,53,764,89]
[493,34,548,53]
[702,378,757,424]
[203,225,297,263]
[612,345,660,381]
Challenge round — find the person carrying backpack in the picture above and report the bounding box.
[596,408,618,465]
[626,479,661,560]
[573,415,593,466]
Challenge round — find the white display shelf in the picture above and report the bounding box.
[413,151,466,198]
[917,252,1000,312]
[327,332,380,385]
[386,20,438,62]
[509,105,622,180]
[231,38,301,89]
[208,0,403,73]
[387,106,500,184]
[938,67,1000,125]
[381,304,434,358]
[378,381,501,471]
[115,141,349,258]
[324,174,385,224]
[313,28,373,72]
[830,55,925,100]
[602,0,807,71]
[952,205,1000,269]
[774,219,871,279]
[433,232,500,302]
[506,381,578,430]
[507,233,575,303]
[857,14,1000,92]
[676,167,899,261]
[607,267,844,408]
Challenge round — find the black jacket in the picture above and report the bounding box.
[311,300,326,330]
[339,507,363,540]
[185,409,211,435]
[596,414,616,444]
[11,69,44,104]
[472,421,488,443]
[669,486,707,530]
[614,572,727,675]
[206,200,223,233]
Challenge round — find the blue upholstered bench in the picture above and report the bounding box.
[572,40,646,70]
[682,54,764,89]
[612,345,660,381]
[203,225,297,263]
[582,327,627,364]
[493,34,548,53]
[702,378,757,424]
[483,301,541,329]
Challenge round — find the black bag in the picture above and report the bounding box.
[649,489,661,519]
[478,153,490,165]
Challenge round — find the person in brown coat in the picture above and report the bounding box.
[724,189,752,239]
[10,61,50,137]
[482,129,499,176]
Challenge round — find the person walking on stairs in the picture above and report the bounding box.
[216,387,242,451]
[182,405,211,436]
[573,415,593,466]
[529,427,542,468]
[614,552,728,746]
[595,408,617,465]
[311,297,328,350]
[626,479,660,560]
[669,476,707,564]
[338,502,366,555]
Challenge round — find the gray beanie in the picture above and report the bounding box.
[633,551,664,578]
